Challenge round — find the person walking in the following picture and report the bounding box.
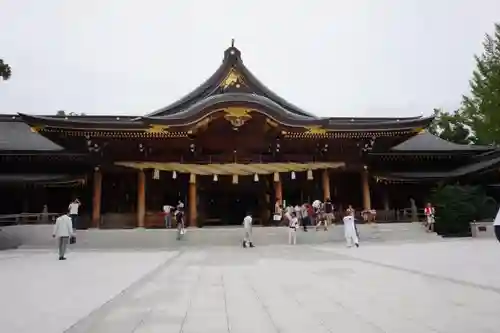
[300,203,309,232]
[242,212,255,248]
[68,198,81,229]
[324,198,334,228]
[175,208,185,240]
[343,208,359,248]
[288,212,299,245]
[52,213,74,260]
[424,203,435,232]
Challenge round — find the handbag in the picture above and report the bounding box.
[70,235,76,244]
[273,214,282,221]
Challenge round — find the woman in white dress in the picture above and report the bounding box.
[343,209,359,248]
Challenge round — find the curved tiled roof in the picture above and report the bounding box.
[381,154,500,180]
[392,131,493,152]
[146,46,317,119]
[17,113,146,130]
[0,117,63,151]
[140,93,434,130]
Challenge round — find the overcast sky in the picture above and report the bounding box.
[0,0,499,118]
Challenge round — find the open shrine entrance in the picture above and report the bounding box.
[198,175,266,226]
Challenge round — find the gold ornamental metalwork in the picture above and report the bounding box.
[189,116,212,133]
[146,124,170,133]
[266,118,279,128]
[30,125,42,133]
[220,68,245,89]
[304,126,328,135]
[222,107,253,127]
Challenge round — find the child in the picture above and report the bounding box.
[288,212,299,245]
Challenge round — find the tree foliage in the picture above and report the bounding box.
[0,59,11,80]
[56,110,86,116]
[460,23,500,145]
[427,108,473,144]
[429,185,496,236]
[430,23,500,146]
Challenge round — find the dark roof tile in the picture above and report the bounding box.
[392,132,493,152]
[0,120,63,151]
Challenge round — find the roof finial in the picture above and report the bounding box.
[231,38,235,48]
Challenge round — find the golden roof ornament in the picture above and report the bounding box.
[147,124,169,133]
[221,68,244,89]
[222,107,252,128]
[304,126,328,135]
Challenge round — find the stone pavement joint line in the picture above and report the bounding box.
[315,244,500,294]
[176,264,205,333]
[64,251,182,333]
[246,276,281,333]
[221,275,231,333]
[2,241,500,333]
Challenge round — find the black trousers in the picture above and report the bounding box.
[302,217,310,231]
[69,214,78,229]
[495,225,500,243]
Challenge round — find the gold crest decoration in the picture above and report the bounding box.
[220,68,245,89]
[222,107,253,128]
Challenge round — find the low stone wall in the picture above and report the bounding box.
[470,221,495,238]
[0,229,21,250]
[2,222,442,249]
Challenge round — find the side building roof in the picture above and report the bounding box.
[390,131,493,153]
[0,116,63,152]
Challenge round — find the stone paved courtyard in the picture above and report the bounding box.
[1,239,499,333]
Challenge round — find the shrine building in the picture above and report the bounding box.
[1,44,498,228]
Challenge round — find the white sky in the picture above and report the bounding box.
[0,0,499,117]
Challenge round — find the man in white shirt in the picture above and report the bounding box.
[68,198,80,229]
[242,212,254,248]
[163,204,172,228]
[493,206,500,243]
[52,213,74,260]
[343,209,359,248]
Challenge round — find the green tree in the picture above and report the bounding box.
[428,108,473,144]
[430,184,496,236]
[56,110,86,116]
[460,23,500,145]
[0,59,11,80]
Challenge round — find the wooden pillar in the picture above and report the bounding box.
[273,175,282,207]
[322,169,331,201]
[91,168,102,228]
[137,169,146,228]
[188,174,197,227]
[361,168,371,210]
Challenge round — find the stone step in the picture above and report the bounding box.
[2,222,442,249]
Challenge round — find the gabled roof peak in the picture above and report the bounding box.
[146,44,317,118]
[223,45,242,64]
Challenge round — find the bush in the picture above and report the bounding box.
[429,185,496,236]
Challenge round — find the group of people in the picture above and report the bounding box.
[274,198,338,231]
[241,198,359,248]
